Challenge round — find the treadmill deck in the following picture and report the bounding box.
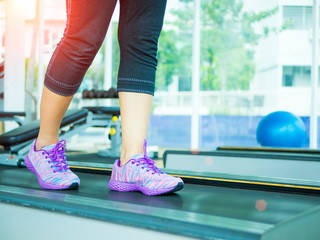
[1,165,320,239]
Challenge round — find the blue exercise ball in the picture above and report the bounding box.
[256,111,306,148]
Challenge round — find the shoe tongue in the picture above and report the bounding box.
[40,143,67,172]
[130,154,144,160]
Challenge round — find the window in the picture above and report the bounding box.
[282,66,316,87]
[283,6,313,30]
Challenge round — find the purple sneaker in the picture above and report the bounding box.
[109,140,184,196]
[24,139,80,190]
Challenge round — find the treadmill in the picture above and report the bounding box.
[1,110,320,240]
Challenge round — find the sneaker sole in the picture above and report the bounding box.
[24,155,79,190]
[108,179,184,196]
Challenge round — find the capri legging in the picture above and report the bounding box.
[44,0,167,96]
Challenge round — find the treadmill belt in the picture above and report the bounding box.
[66,153,116,165]
[1,165,320,239]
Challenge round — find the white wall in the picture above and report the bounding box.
[279,30,313,66]
[278,87,313,115]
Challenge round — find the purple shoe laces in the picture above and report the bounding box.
[41,140,69,173]
[131,140,163,174]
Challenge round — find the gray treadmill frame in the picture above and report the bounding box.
[164,150,320,188]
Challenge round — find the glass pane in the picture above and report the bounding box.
[149,0,316,151]
[282,66,311,87]
[147,1,317,152]
[148,0,194,148]
[304,6,312,29]
[283,6,303,30]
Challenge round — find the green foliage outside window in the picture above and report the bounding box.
[156,0,279,91]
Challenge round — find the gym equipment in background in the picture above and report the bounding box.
[0,112,25,126]
[0,107,121,167]
[83,107,122,158]
[256,111,306,148]
[82,88,119,99]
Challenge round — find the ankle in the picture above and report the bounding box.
[120,151,143,166]
[36,138,59,151]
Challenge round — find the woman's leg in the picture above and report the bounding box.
[119,92,153,166]
[36,0,117,150]
[116,0,167,165]
[36,87,73,150]
[26,0,117,190]
[109,0,184,195]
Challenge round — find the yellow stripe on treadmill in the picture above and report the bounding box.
[170,174,320,190]
[70,165,320,191]
[220,146,316,152]
[70,166,113,171]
